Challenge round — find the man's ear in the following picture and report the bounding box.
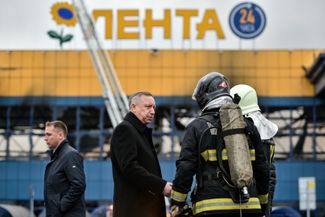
[130,103,136,112]
[58,131,65,140]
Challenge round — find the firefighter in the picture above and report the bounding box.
[230,84,278,217]
[170,72,270,217]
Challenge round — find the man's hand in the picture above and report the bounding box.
[163,182,173,197]
[170,204,192,217]
[170,205,178,217]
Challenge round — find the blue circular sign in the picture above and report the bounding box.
[229,2,266,39]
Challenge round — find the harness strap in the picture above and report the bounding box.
[222,128,246,137]
[198,113,252,205]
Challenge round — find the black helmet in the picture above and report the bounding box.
[192,72,231,109]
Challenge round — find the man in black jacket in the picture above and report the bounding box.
[111,91,172,217]
[44,120,86,217]
[170,72,270,217]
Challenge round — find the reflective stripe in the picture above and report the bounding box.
[221,149,228,160]
[258,193,269,204]
[250,149,256,161]
[201,149,255,161]
[193,197,261,215]
[170,190,187,202]
[201,149,217,161]
[270,144,275,162]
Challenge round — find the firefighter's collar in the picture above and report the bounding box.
[245,111,278,140]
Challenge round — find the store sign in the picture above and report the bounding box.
[1,0,325,50]
[92,9,225,40]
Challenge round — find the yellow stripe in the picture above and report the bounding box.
[258,193,269,204]
[201,149,216,161]
[270,144,275,162]
[250,149,256,161]
[222,149,228,160]
[201,149,255,161]
[171,190,187,202]
[193,197,261,215]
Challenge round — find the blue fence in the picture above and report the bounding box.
[0,160,325,202]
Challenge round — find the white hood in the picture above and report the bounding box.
[202,96,233,111]
[245,111,278,140]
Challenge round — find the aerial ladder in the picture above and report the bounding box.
[72,0,129,127]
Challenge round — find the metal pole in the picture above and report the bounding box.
[170,106,175,160]
[29,185,35,217]
[76,107,81,151]
[73,0,128,127]
[99,106,105,160]
[306,181,310,217]
[312,103,317,160]
[289,107,294,159]
[5,107,11,160]
[29,106,35,160]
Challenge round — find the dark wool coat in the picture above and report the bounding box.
[111,112,167,217]
[44,140,86,217]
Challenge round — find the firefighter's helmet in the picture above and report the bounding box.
[230,84,260,115]
[192,72,231,109]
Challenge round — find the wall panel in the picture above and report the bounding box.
[1,160,325,202]
[0,50,321,99]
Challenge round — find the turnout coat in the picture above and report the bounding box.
[111,112,167,217]
[44,140,86,217]
[171,110,270,217]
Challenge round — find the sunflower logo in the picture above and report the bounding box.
[48,2,77,48]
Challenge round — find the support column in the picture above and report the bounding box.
[29,106,35,160]
[99,106,105,160]
[5,107,11,160]
[76,107,81,151]
[170,106,175,160]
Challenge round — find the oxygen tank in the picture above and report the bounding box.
[219,103,253,194]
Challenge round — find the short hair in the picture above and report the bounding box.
[46,120,68,137]
[128,91,153,109]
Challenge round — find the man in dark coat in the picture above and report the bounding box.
[44,120,86,217]
[111,91,172,217]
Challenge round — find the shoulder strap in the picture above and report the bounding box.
[196,113,233,189]
[196,113,219,189]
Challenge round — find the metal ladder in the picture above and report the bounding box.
[73,0,129,127]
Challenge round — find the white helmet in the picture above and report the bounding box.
[230,84,260,115]
[230,84,278,139]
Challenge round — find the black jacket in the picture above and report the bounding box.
[111,112,167,217]
[263,138,277,217]
[171,110,270,216]
[44,140,86,217]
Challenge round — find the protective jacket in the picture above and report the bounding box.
[263,138,276,217]
[245,111,277,217]
[171,109,270,216]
